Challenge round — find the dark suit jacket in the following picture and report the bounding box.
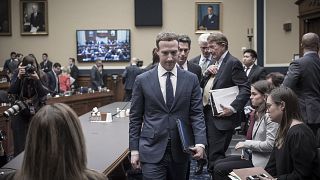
[30,12,44,31]
[187,61,202,82]
[201,52,250,130]
[189,55,214,69]
[90,66,104,90]
[47,71,59,93]
[40,60,53,73]
[70,65,79,87]
[200,14,219,30]
[3,59,19,74]
[129,66,207,164]
[283,53,320,124]
[247,64,267,84]
[122,65,143,90]
[189,55,201,65]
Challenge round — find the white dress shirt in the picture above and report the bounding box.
[158,64,177,103]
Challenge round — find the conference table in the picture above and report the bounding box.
[1,102,131,176]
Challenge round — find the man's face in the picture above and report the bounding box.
[42,55,47,61]
[54,66,61,75]
[178,42,190,66]
[68,59,73,66]
[199,42,210,58]
[242,52,255,67]
[11,54,16,59]
[208,42,225,60]
[207,7,213,15]
[157,40,179,71]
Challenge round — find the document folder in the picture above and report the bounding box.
[176,119,195,154]
[209,86,239,115]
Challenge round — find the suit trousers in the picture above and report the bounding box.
[214,155,253,180]
[204,106,234,175]
[140,141,188,180]
[124,89,133,102]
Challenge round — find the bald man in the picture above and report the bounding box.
[283,32,320,135]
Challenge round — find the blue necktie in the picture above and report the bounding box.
[166,72,174,109]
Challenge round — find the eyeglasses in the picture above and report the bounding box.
[200,47,209,50]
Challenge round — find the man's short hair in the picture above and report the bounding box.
[69,58,75,63]
[266,72,284,87]
[198,33,210,45]
[178,34,191,49]
[10,52,16,56]
[208,5,213,9]
[42,53,48,57]
[243,49,257,59]
[53,63,61,68]
[156,32,178,48]
[207,32,228,49]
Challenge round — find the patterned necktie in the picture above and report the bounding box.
[201,59,209,74]
[166,72,174,109]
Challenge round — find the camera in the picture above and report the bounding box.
[24,64,36,77]
[241,148,252,160]
[3,100,29,118]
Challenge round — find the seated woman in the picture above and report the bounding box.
[263,87,318,180]
[59,67,71,93]
[7,103,105,180]
[214,80,279,179]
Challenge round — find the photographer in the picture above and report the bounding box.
[7,55,48,156]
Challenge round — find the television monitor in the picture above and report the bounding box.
[76,29,131,62]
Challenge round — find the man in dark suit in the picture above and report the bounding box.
[242,49,267,84]
[129,32,207,179]
[3,52,19,80]
[90,60,104,91]
[201,32,250,176]
[68,57,79,88]
[177,35,202,82]
[30,4,44,32]
[189,33,213,75]
[47,62,61,95]
[283,32,320,135]
[199,6,219,30]
[40,53,53,73]
[122,57,143,101]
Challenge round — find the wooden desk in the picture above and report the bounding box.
[0,91,115,157]
[1,102,130,177]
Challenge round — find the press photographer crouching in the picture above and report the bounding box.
[5,55,48,156]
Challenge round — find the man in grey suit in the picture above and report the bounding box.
[122,57,143,101]
[283,32,320,135]
[90,60,104,91]
[189,33,213,75]
[129,32,207,179]
[201,32,250,176]
[177,34,202,82]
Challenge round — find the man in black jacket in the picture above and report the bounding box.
[122,57,143,101]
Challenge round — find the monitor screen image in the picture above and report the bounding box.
[76,29,131,62]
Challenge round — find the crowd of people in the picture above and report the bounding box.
[1,31,319,180]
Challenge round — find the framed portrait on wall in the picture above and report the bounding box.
[195,2,222,34]
[0,0,11,36]
[20,1,48,35]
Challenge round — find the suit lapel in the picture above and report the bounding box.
[149,67,167,111]
[248,64,257,78]
[171,68,185,110]
[212,54,228,88]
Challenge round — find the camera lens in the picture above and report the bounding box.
[3,104,21,118]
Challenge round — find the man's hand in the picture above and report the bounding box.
[217,104,234,117]
[131,154,141,170]
[206,65,218,75]
[189,146,205,160]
